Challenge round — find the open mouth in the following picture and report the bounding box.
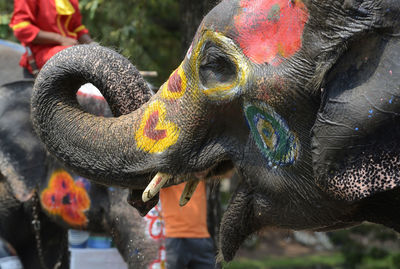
[127,160,234,216]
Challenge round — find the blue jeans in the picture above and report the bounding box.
[165,238,216,269]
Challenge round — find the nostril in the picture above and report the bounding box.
[127,189,159,217]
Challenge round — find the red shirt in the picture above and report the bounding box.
[9,0,89,72]
[160,181,210,238]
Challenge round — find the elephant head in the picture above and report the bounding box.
[31,0,400,261]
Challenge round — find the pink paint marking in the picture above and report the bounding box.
[234,0,309,65]
[144,111,167,141]
[167,69,182,93]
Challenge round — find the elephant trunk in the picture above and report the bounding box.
[105,188,159,268]
[218,183,262,262]
[31,45,156,188]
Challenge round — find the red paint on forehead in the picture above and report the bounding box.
[144,111,167,141]
[234,0,309,65]
[167,69,182,93]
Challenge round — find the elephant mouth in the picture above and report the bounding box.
[127,159,234,216]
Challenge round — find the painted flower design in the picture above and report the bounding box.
[244,101,299,166]
[41,170,91,226]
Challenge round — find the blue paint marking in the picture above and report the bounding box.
[244,101,299,167]
[389,97,394,104]
[355,127,359,131]
[75,177,91,191]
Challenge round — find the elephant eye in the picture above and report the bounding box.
[199,43,237,89]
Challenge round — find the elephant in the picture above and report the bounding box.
[0,41,163,268]
[30,0,400,262]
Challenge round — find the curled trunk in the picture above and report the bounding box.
[31,45,153,188]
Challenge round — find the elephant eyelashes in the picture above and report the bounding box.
[199,45,237,89]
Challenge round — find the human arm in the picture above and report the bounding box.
[10,0,89,46]
[9,0,40,44]
[71,4,93,44]
[32,30,78,46]
[78,33,93,44]
[10,0,78,46]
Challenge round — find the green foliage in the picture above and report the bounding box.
[79,0,181,86]
[391,253,400,269]
[0,0,14,40]
[328,223,400,268]
[226,224,400,269]
[224,251,400,269]
[223,253,344,269]
[1,0,181,86]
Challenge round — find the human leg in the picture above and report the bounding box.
[165,238,190,269]
[187,238,216,269]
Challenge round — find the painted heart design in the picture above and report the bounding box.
[136,100,180,153]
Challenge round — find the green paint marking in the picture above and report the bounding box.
[244,102,299,166]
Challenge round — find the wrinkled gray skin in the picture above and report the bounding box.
[0,42,159,268]
[31,0,400,262]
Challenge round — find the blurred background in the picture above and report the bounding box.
[0,0,216,88]
[1,1,400,268]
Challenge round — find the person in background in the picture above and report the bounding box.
[9,0,93,75]
[160,180,216,269]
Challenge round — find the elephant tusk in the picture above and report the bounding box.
[142,172,172,202]
[179,179,200,206]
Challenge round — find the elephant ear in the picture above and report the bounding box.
[0,82,46,202]
[311,33,400,202]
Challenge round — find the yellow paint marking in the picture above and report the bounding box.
[161,64,187,100]
[135,100,180,153]
[191,30,250,100]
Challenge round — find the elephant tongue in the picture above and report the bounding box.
[127,189,159,216]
